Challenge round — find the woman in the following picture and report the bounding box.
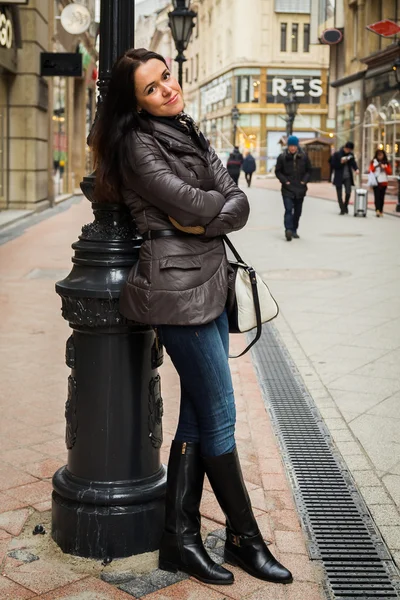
[369,149,392,217]
[90,48,292,587]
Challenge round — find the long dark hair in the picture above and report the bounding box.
[373,148,389,163]
[89,48,168,202]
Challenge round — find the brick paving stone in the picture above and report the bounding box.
[32,500,52,512]
[24,459,64,480]
[0,576,35,599]
[278,553,319,583]
[5,560,86,595]
[275,531,308,556]
[0,466,37,492]
[5,481,53,506]
[269,510,301,532]
[265,491,297,512]
[2,449,46,468]
[262,474,289,492]
[248,487,268,512]
[258,458,285,475]
[196,565,266,600]
[244,586,287,600]
[0,509,30,536]
[0,531,11,540]
[285,581,324,600]
[0,492,29,514]
[142,579,228,599]
[36,576,135,599]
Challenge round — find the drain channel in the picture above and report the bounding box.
[251,325,400,599]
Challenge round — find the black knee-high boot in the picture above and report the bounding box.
[203,448,293,584]
[159,441,234,585]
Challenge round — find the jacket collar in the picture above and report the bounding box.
[150,120,207,157]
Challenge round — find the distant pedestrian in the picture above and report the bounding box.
[226,146,243,184]
[369,149,392,217]
[275,135,312,241]
[331,141,359,215]
[242,151,256,187]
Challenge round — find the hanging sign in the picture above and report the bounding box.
[0,10,12,49]
[40,53,83,77]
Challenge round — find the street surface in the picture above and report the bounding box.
[243,179,400,567]
[0,182,399,597]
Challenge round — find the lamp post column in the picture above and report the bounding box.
[52,0,167,560]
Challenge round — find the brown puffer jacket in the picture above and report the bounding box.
[119,121,249,326]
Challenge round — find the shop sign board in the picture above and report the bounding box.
[40,53,83,77]
[271,77,323,98]
[204,81,229,106]
[0,10,13,49]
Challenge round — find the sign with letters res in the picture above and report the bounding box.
[272,77,323,98]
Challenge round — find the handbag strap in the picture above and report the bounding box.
[223,236,262,359]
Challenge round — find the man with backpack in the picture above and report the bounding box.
[275,136,312,241]
[226,146,244,184]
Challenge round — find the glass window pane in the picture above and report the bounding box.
[280,23,287,52]
[303,23,310,52]
[292,23,298,52]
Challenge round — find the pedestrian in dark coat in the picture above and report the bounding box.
[331,141,359,214]
[242,152,256,187]
[226,146,243,184]
[89,48,292,587]
[275,135,312,241]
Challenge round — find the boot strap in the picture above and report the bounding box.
[227,530,262,547]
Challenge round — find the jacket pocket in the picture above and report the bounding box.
[159,256,202,270]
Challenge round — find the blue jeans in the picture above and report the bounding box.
[158,310,236,457]
[283,195,304,233]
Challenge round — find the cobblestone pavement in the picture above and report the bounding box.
[234,182,400,569]
[0,198,325,598]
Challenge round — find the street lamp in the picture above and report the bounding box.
[231,105,240,146]
[53,0,166,560]
[168,0,197,88]
[283,83,300,138]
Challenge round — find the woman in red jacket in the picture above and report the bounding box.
[369,149,392,217]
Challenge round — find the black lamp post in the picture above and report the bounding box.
[52,0,166,560]
[283,83,299,139]
[231,105,240,146]
[168,0,197,88]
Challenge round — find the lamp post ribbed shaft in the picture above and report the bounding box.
[52,0,167,560]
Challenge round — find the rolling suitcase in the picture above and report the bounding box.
[354,177,368,217]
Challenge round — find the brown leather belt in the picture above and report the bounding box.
[141,229,193,241]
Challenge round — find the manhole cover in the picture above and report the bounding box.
[325,233,364,237]
[262,269,347,281]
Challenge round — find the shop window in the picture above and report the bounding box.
[280,23,287,52]
[291,23,298,52]
[236,76,261,103]
[195,53,199,81]
[185,67,189,83]
[303,23,310,52]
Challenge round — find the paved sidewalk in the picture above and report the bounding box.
[0,201,324,599]
[233,184,400,568]
[252,176,400,216]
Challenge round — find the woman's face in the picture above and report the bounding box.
[135,59,184,117]
[377,151,384,161]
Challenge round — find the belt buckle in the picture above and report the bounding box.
[231,534,241,547]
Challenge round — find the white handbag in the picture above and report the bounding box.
[224,236,279,357]
[367,171,378,187]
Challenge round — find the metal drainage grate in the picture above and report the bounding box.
[251,325,400,599]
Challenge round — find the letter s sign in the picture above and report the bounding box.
[309,79,323,97]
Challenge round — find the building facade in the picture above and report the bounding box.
[312,0,400,175]
[0,0,97,215]
[138,0,332,173]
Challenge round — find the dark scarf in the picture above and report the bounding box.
[142,111,209,151]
